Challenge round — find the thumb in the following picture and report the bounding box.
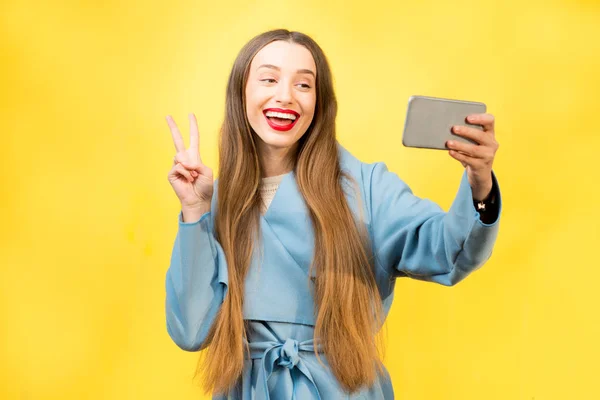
[179,161,201,172]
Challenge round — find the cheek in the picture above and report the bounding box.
[246,86,269,115]
[247,107,263,132]
[308,92,317,111]
[245,92,262,124]
[302,95,317,121]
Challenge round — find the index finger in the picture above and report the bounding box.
[466,113,495,133]
[166,115,186,153]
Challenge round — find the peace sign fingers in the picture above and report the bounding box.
[165,112,214,210]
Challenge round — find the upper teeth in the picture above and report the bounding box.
[265,111,297,120]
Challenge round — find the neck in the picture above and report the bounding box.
[258,141,297,177]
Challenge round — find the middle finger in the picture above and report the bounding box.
[452,125,492,146]
[189,113,201,161]
[446,140,485,159]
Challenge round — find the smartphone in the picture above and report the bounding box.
[402,95,486,150]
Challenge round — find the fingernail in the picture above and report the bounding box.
[448,140,454,146]
[453,126,460,133]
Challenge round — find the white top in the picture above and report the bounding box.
[259,173,286,215]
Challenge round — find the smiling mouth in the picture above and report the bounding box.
[263,109,300,132]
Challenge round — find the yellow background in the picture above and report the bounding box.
[2,0,599,398]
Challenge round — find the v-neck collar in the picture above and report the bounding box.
[261,170,298,220]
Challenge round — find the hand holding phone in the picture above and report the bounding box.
[401,95,500,201]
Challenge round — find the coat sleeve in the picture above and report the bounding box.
[368,162,501,286]
[165,210,228,351]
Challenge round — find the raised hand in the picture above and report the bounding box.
[166,114,214,213]
[446,113,499,201]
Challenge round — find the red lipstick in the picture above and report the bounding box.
[263,108,300,132]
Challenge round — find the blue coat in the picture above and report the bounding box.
[165,144,501,399]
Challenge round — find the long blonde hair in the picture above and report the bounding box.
[196,29,385,395]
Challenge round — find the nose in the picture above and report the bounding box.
[274,80,293,105]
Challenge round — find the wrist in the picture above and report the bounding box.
[473,187,492,202]
[471,177,493,202]
[181,203,211,222]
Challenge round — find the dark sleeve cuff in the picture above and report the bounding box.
[473,172,501,225]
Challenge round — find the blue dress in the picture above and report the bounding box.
[165,144,502,399]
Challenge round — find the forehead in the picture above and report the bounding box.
[250,40,316,75]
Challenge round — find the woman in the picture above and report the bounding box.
[165,29,501,399]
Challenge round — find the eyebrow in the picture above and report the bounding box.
[257,64,316,78]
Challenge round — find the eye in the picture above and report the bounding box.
[260,78,277,84]
[296,83,311,89]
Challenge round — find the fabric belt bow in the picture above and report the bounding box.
[248,338,323,400]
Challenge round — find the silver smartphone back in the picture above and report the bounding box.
[402,95,486,150]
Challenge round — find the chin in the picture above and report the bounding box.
[257,130,302,149]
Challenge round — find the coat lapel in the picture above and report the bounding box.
[261,171,316,278]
